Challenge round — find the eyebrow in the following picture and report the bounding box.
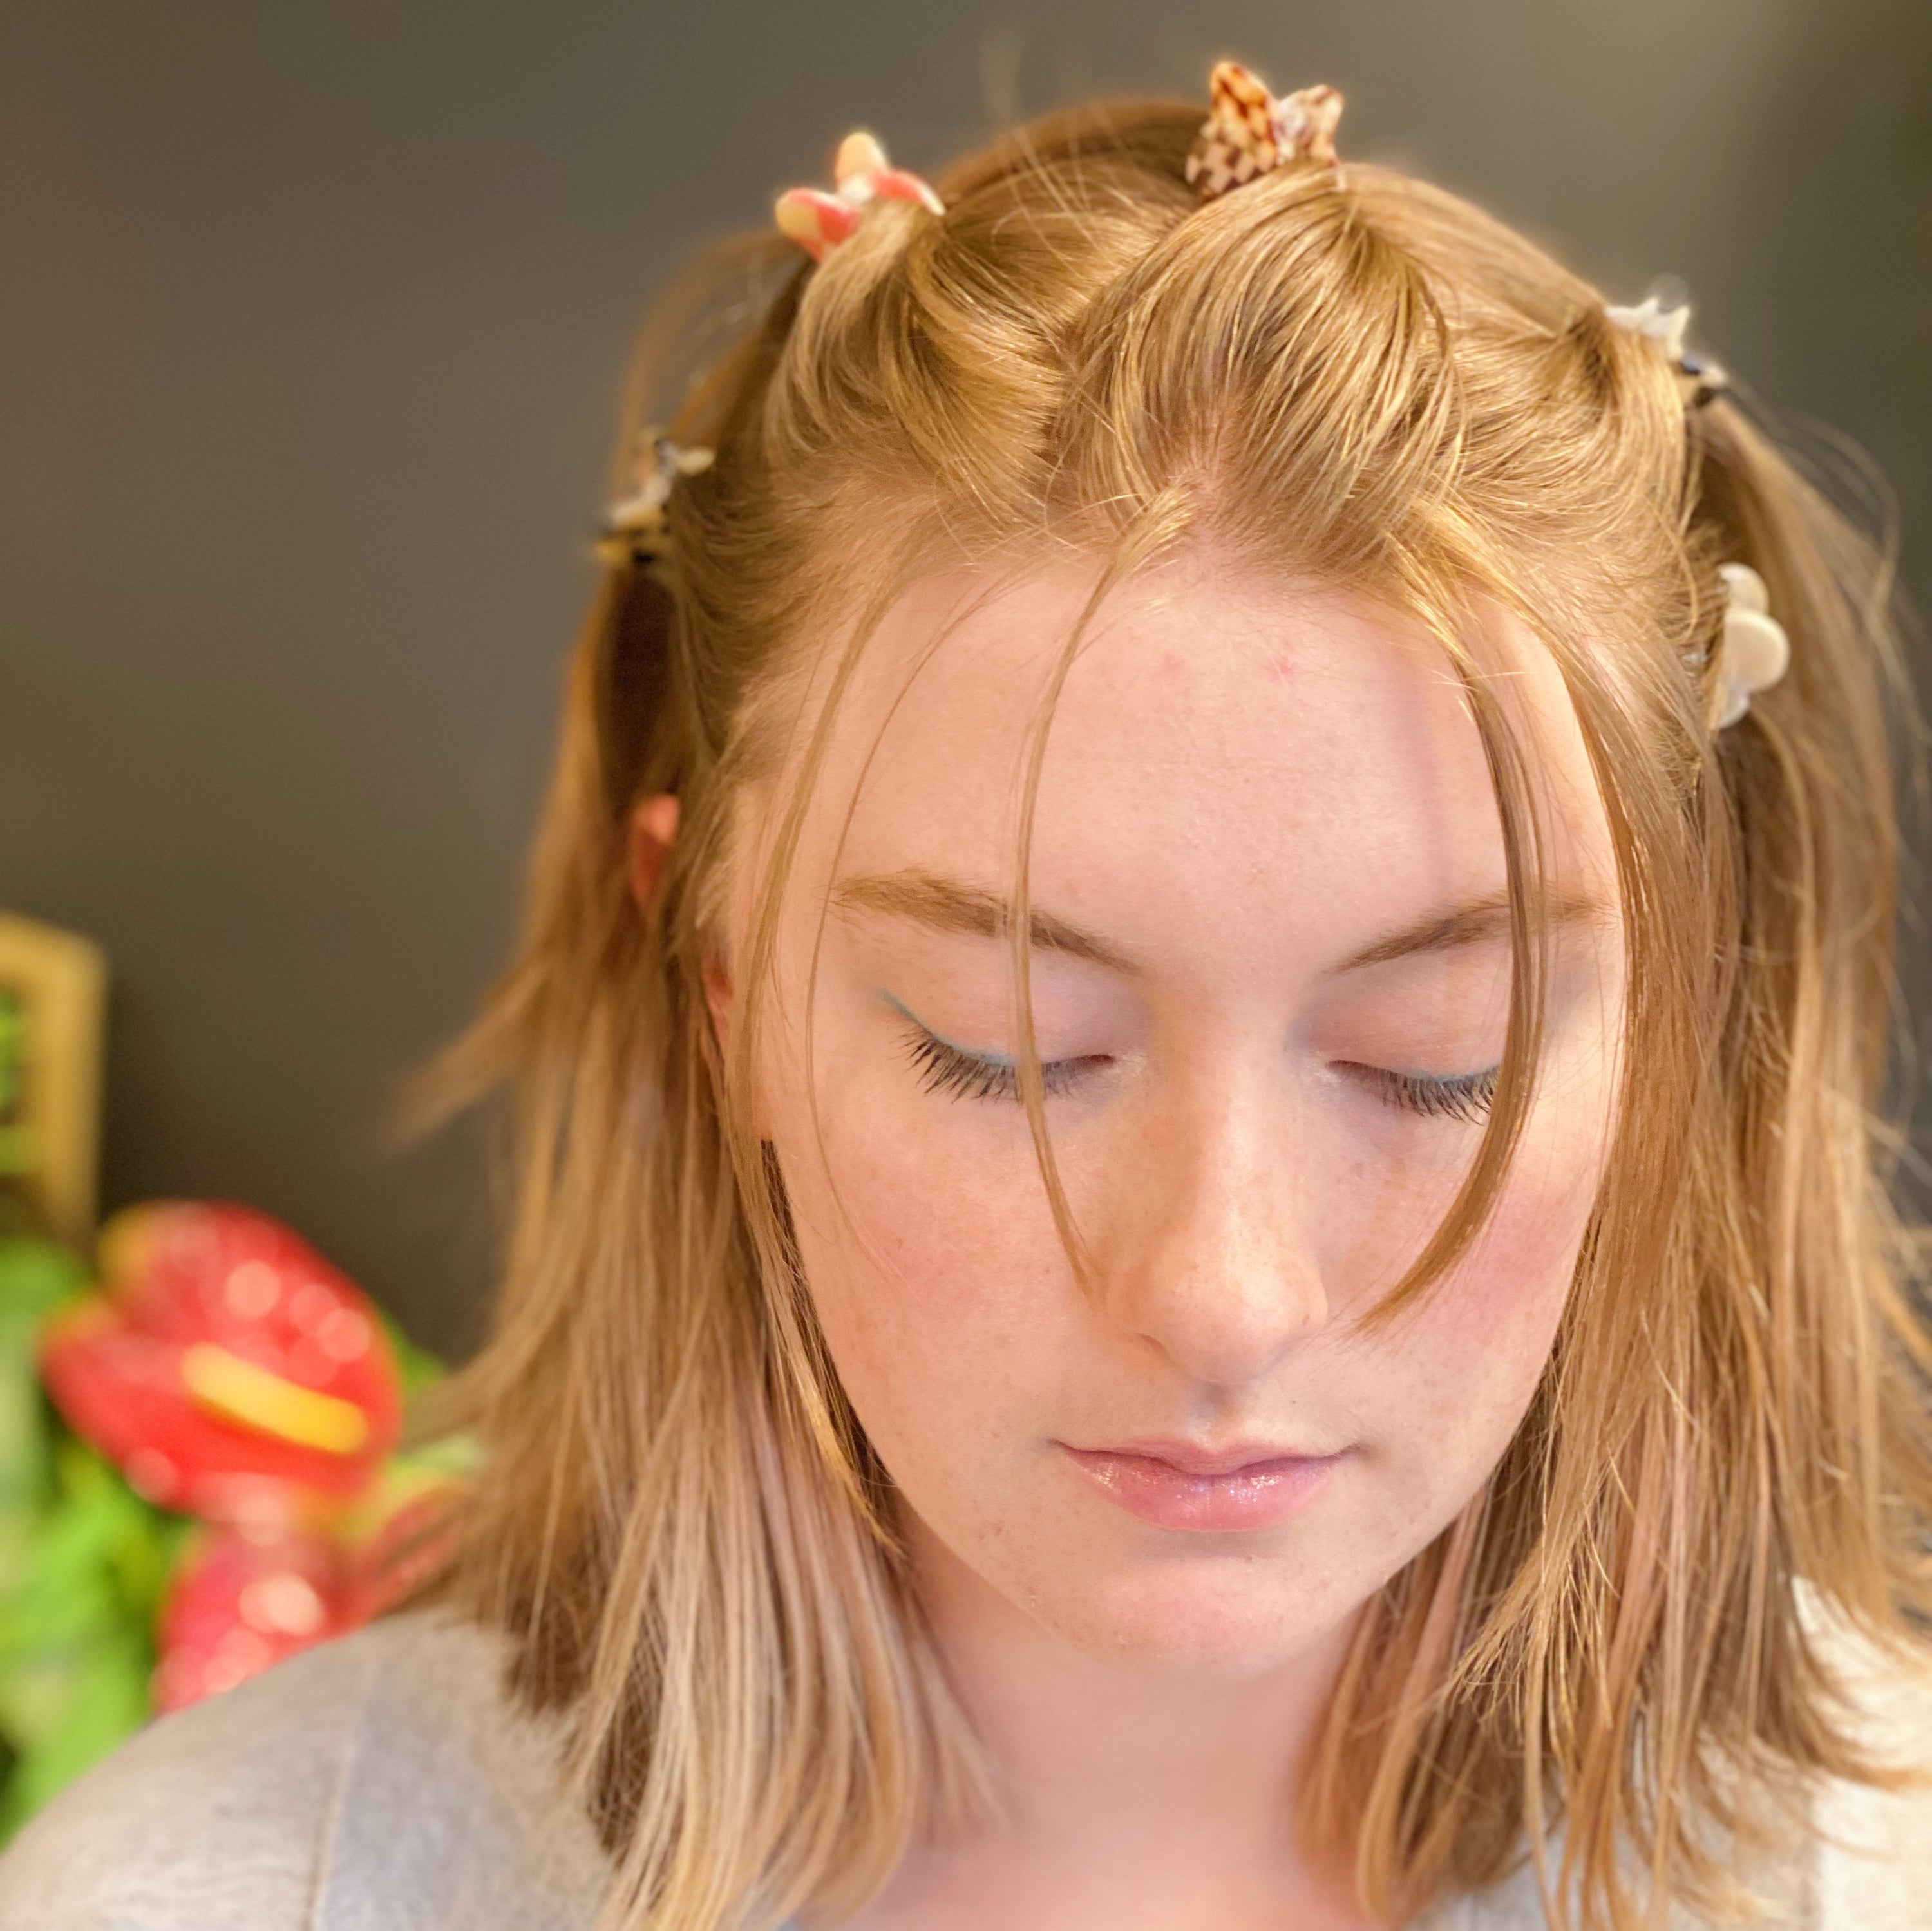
[833,869,1608,977]
[833,869,1138,973]
[1334,889,1607,971]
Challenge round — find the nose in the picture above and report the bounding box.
[1093,1066,1329,1388]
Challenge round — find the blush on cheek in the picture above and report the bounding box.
[1349,1071,1606,1355]
[1468,1183,1580,1324]
[1394,1163,1592,1454]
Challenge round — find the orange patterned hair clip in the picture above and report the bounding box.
[774,131,944,263]
[1186,61,1344,198]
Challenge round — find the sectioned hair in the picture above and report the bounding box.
[418,97,1932,1931]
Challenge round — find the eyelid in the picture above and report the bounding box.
[882,992,1016,1068]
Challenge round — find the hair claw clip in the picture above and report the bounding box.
[1713,563,1789,728]
[598,429,714,569]
[1607,285,1728,408]
[774,132,944,263]
[1606,292,1691,361]
[1186,62,1344,199]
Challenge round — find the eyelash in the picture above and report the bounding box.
[1352,1063,1500,1124]
[904,1028,1093,1103]
[901,1026,1501,1124]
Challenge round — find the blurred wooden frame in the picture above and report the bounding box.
[0,911,108,1248]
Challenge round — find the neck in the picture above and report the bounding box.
[849,1517,1371,1931]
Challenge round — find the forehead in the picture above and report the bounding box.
[806,559,1611,966]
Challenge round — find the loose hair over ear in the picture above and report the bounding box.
[417,98,1932,1931]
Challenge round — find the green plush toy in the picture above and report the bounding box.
[0,1211,468,1846]
[0,1238,179,1840]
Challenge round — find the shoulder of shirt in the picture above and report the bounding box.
[1803,1599,1932,1931]
[0,1608,610,1931]
[1427,1605,1932,1931]
[5,1596,1922,1931]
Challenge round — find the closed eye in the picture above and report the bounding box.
[1344,1062,1499,1124]
[899,1022,1105,1104]
[889,994,1499,1122]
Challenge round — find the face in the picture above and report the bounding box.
[728,558,1622,1680]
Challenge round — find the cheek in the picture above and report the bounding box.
[773,1080,1069,1484]
[1360,1118,1598,1498]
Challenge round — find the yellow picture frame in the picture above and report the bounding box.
[0,910,108,1248]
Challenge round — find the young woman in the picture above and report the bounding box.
[5,62,1931,1931]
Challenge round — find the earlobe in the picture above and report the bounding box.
[626,793,680,910]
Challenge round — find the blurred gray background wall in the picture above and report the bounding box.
[3,1,1927,1358]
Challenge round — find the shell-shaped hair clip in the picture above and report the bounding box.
[1606,285,1728,408]
[1186,61,1345,198]
[598,428,714,569]
[774,131,944,263]
[1712,562,1790,728]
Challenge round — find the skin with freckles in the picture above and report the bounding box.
[718,560,1624,1931]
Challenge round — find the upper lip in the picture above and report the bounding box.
[1064,1438,1344,1477]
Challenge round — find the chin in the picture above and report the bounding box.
[1023,1549,1367,1681]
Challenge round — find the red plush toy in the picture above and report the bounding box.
[37,1203,453,1714]
[41,1203,402,1517]
[152,1520,354,1713]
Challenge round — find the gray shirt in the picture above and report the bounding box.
[1,1609,1927,1929]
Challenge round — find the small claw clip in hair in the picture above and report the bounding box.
[1186,61,1345,198]
[1607,282,1728,408]
[774,131,944,263]
[1712,563,1790,729]
[598,428,715,569]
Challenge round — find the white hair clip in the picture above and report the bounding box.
[1606,292,1690,360]
[1607,283,1728,407]
[598,429,715,569]
[1713,563,1790,728]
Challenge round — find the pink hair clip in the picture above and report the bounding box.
[1186,61,1344,199]
[774,131,944,263]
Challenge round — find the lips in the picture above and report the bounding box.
[1059,1438,1349,1532]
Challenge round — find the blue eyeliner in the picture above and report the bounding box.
[880,991,1017,1068]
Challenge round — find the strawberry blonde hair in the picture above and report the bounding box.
[422,95,1932,1931]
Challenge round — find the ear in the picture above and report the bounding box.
[626,793,680,909]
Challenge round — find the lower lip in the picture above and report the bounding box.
[1059,1445,1348,1532]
